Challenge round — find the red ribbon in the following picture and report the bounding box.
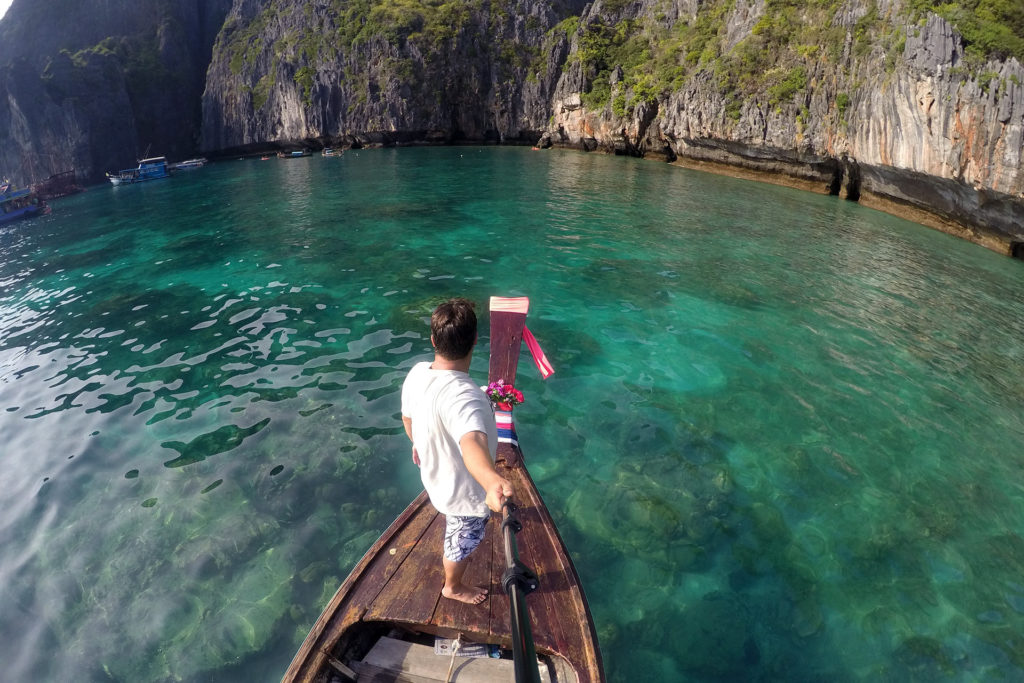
[523,326,554,379]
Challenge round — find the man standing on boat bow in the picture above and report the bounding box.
[401,298,513,605]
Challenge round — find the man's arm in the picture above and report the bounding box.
[402,416,419,465]
[459,430,512,512]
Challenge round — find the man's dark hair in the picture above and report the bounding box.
[431,298,477,360]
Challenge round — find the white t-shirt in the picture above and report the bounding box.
[401,361,498,517]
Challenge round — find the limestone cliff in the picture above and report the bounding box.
[201,0,588,151]
[0,0,232,181]
[0,0,1021,255]
[198,0,1022,254]
[541,2,1024,253]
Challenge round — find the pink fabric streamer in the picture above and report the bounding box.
[523,326,554,379]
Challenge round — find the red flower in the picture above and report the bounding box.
[486,379,524,406]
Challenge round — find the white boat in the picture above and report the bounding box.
[171,157,208,171]
[107,157,170,185]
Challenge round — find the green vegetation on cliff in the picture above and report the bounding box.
[217,0,556,112]
[909,0,1024,61]
[224,9,274,76]
[51,35,174,90]
[568,0,1020,119]
[212,0,1024,123]
[573,0,856,117]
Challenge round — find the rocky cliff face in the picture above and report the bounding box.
[201,0,588,152]
[1,0,1020,253]
[0,0,232,182]
[198,0,1022,253]
[540,2,1024,252]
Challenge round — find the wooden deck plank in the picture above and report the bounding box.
[429,514,498,637]
[486,510,513,643]
[527,488,604,682]
[345,496,438,611]
[284,493,439,682]
[518,471,604,683]
[364,513,446,625]
[506,465,577,660]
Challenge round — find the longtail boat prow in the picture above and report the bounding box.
[284,296,604,683]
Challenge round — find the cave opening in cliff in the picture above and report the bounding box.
[1011,242,1024,261]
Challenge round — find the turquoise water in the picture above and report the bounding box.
[1,147,1023,682]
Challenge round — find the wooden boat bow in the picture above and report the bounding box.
[284,296,604,683]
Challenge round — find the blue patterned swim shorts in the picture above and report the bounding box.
[443,514,489,562]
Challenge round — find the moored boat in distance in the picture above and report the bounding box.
[278,149,311,158]
[170,157,207,171]
[322,148,340,157]
[107,156,170,185]
[0,180,50,224]
[284,296,605,683]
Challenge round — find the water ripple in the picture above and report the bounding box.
[0,148,1022,682]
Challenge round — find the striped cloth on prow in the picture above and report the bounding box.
[495,409,518,447]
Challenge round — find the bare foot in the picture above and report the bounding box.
[442,583,488,605]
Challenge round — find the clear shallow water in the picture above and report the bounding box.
[1,147,1023,682]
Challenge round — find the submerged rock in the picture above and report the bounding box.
[675,592,760,679]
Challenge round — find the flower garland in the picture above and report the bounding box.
[485,379,524,410]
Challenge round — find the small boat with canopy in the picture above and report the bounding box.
[107,156,170,185]
[0,181,49,224]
